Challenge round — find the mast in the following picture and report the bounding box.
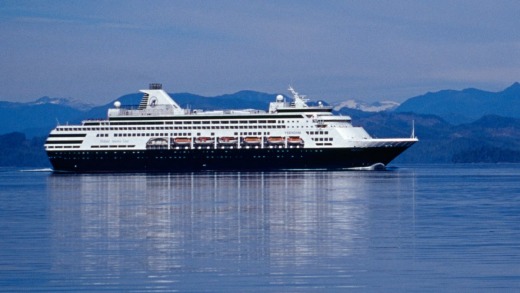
[411,120,416,139]
[288,86,309,108]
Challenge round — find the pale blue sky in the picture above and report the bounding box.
[1,0,519,104]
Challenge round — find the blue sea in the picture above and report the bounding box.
[0,164,519,292]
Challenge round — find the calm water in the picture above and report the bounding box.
[0,165,519,292]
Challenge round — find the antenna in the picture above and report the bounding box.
[288,85,297,97]
[287,86,309,107]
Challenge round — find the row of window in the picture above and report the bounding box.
[307,131,329,135]
[55,154,308,160]
[49,149,326,156]
[103,131,273,138]
[311,137,333,142]
[169,119,281,125]
[58,125,288,132]
[87,119,285,126]
[115,133,168,137]
[47,144,137,149]
[92,145,136,148]
[58,121,343,133]
[46,146,80,149]
[57,117,337,132]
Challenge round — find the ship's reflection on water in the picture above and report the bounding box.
[47,170,414,289]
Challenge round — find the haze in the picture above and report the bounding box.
[1,0,519,104]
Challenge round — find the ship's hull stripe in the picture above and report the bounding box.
[45,140,84,144]
[48,134,87,138]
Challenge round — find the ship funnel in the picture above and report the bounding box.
[149,83,162,90]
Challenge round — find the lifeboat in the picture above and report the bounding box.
[194,137,214,145]
[267,136,285,144]
[218,136,238,145]
[146,138,168,149]
[243,137,261,144]
[173,137,191,145]
[147,138,168,145]
[287,136,304,144]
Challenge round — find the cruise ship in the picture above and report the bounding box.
[45,84,418,172]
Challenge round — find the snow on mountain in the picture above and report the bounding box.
[30,96,95,111]
[333,99,400,112]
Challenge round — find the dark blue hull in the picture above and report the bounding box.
[47,147,410,172]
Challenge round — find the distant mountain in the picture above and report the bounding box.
[175,90,277,110]
[0,132,48,167]
[395,82,520,124]
[355,112,520,163]
[0,91,281,137]
[334,99,399,112]
[0,100,85,137]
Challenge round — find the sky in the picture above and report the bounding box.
[1,0,519,104]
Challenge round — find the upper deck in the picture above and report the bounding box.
[107,84,335,121]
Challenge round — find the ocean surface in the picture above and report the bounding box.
[0,164,519,292]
